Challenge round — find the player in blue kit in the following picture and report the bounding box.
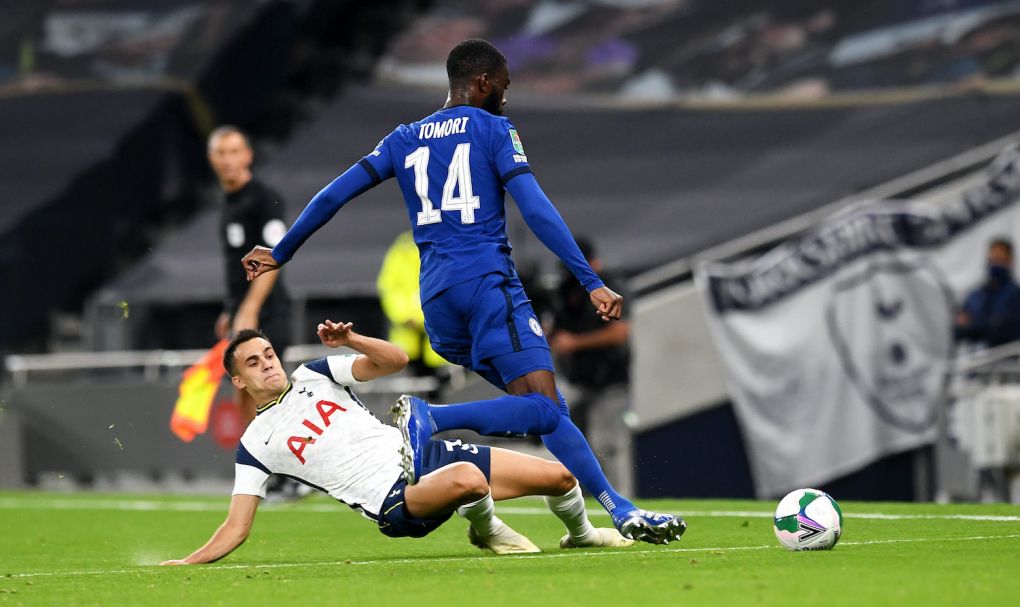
[242,39,685,544]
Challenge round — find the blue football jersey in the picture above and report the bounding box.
[358,105,532,303]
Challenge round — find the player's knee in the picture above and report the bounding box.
[450,463,489,503]
[522,393,561,434]
[550,464,577,495]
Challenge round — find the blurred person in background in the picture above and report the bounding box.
[548,237,632,495]
[209,125,300,501]
[955,237,1020,348]
[377,230,449,395]
[208,125,292,425]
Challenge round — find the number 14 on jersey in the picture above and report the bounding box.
[404,143,480,225]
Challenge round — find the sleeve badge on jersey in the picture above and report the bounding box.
[262,218,287,247]
[370,138,384,157]
[509,129,525,155]
[226,223,245,248]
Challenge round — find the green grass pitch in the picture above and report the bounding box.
[2,492,1019,606]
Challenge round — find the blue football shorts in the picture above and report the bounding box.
[377,438,491,538]
[423,272,553,389]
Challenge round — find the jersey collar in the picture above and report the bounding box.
[256,382,292,416]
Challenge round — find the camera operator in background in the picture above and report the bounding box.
[955,237,1020,349]
[547,237,633,495]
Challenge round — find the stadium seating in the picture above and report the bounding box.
[0,0,421,352]
[95,85,1020,346]
[380,0,1020,100]
[0,1,303,351]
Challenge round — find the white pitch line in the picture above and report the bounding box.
[2,498,1019,522]
[4,533,1019,580]
[501,507,1020,522]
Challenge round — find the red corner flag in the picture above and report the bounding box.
[171,339,230,442]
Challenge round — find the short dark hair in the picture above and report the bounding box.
[223,328,269,376]
[446,39,507,87]
[990,237,1014,259]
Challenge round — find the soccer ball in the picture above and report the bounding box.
[773,488,843,551]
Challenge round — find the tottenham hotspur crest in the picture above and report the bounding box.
[825,259,953,433]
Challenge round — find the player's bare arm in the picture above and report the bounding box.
[242,245,280,281]
[232,271,281,332]
[550,320,629,354]
[317,319,409,381]
[589,286,623,321]
[160,493,260,565]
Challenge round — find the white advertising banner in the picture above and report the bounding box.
[696,146,1020,498]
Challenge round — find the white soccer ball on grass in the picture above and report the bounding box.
[773,488,842,551]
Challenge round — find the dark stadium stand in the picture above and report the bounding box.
[0,0,425,352]
[380,0,1020,100]
[0,89,166,235]
[20,0,1020,353]
[0,87,200,348]
[0,1,284,351]
[97,85,1020,320]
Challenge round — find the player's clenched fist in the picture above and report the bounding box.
[241,245,280,281]
[589,286,623,322]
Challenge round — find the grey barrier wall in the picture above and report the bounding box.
[0,408,24,488]
[630,283,729,432]
[0,376,411,489]
[1,381,236,487]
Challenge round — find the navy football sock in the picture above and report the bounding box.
[428,393,560,437]
[541,394,635,517]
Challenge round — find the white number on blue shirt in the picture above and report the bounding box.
[404,143,480,225]
[404,146,440,225]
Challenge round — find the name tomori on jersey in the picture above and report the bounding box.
[419,117,470,140]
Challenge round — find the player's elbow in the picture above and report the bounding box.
[394,348,410,371]
[379,348,410,375]
[229,524,251,544]
[223,517,253,541]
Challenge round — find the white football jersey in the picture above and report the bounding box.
[232,355,404,520]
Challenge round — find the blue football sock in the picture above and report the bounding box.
[428,393,560,437]
[541,393,635,517]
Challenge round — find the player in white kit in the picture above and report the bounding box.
[162,320,631,565]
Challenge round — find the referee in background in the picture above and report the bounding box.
[207,125,292,425]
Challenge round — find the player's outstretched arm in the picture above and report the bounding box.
[236,259,282,320]
[241,163,380,282]
[160,494,260,565]
[506,173,622,320]
[317,319,409,381]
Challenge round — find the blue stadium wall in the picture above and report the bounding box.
[634,402,926,501]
